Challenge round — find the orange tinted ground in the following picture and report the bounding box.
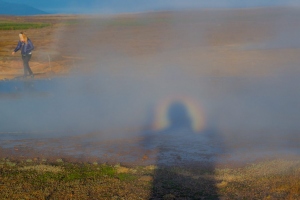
[1,8,300,80]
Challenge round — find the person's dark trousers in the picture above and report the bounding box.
[22,54,33,76]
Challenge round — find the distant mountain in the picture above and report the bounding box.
[0,0,48,16]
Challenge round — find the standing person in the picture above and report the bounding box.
[12,32,34,78]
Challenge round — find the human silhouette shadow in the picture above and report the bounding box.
[166,101,193,132]
[142,101,222,199]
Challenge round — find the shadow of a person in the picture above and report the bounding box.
[142,100,222,199]
[166,101,193,132]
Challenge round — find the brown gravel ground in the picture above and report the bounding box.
[0,158,299,199]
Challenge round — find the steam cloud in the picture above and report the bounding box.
[0,8,299,164]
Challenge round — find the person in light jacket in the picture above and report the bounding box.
[12,32,34,78]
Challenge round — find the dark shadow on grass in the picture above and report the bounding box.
[142,100,223,199]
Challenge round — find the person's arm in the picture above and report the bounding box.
[26,39,34,53]
[11,41,22,55]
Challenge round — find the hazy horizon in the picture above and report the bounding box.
[3,0,300,14]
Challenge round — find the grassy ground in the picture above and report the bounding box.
[0,22,51,30]
[0,158,299,199]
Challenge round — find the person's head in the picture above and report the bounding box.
[19,32,28,43]
[167,101,192,129]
